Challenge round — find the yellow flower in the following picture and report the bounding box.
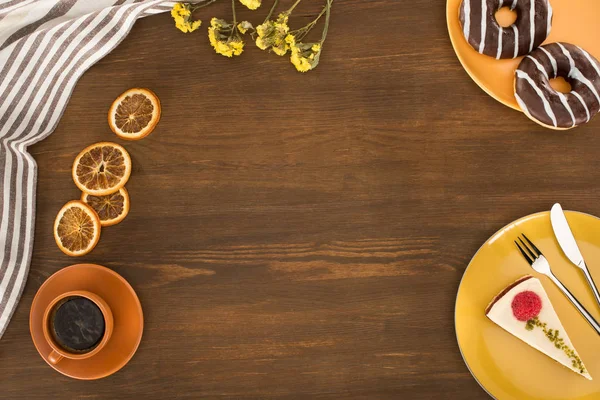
[272,45,288,56]
[291,54,311,72]
[189,20,202,32]
[219,40,244,57]
[208,18,245,57]
[229,39,245,55]
[255,13,290,55]
[288,37,322,72]
[285,34,295,47]
[171,3,191,19]
[239,0,261,10]
[237,21,253,35]
[256,13,290,56]
[255,37,268,50]
[171,3,201,33]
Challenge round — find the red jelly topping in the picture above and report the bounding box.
[511,291,542,321]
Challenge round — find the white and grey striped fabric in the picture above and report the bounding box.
[0,0,175,339]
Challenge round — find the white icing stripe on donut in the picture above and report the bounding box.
[527,55,548,79]
[496,28,503,59]
[478,0,487,54]
[570,68,600,106]
[529,0,535,53]
[558,43,575,69]
[516,69,558,127]
[511,0,518,10]
[463,0,471,40]
[557,93,576,127]
[515,92,534,119]
[539,47,557,77]
[580,48,600,81]
[581,49,600,112]
[558,43,600,107]
[512,25,519,58]
[546,2,553,36]
[573,91,591,123]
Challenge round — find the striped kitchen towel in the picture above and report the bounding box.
[0,0,177,339]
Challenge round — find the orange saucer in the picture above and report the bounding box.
[447,0,600,110]
[30,264,143,380]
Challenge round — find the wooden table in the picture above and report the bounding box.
[2,0,600,398]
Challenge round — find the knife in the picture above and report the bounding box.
[550,203,600,310]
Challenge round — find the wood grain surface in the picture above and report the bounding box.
[2,0,600,398]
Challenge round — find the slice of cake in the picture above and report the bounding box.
[486,275,591,380]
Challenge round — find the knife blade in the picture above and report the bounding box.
[550,203,585,269]
[550,203,600,310]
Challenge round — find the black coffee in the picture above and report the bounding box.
[50,296,105,353]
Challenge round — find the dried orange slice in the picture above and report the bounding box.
[81,187,130,227]
[72,142,132,196]
[54,200,101,257]
[108,88,161,140]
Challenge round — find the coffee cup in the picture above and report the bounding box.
[42,290,113,364]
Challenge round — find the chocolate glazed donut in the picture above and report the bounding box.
[459,0,553,59]
[515,43,600,129]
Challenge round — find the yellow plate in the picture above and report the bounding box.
[447,0,600,110]
[456,211,600,399]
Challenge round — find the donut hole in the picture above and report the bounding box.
[549,77,572,94]
[495,7,518,28]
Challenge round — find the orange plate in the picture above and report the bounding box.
[30,264,143,380]
[447,0,600,110]
[456,211,600,399]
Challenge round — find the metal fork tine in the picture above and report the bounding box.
[517,236,533,258]
[517,237,537,261]
[521,234,542,257]
[515,240,534,265]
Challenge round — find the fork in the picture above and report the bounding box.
[515,233,600,335]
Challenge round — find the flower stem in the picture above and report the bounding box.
[191,0,219,12]
[231,0,237,24]
[288,0,302,13]
[264,0,279,22]
[226,0,237,39]
[293,4,327,41]
[321,0,333,43]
